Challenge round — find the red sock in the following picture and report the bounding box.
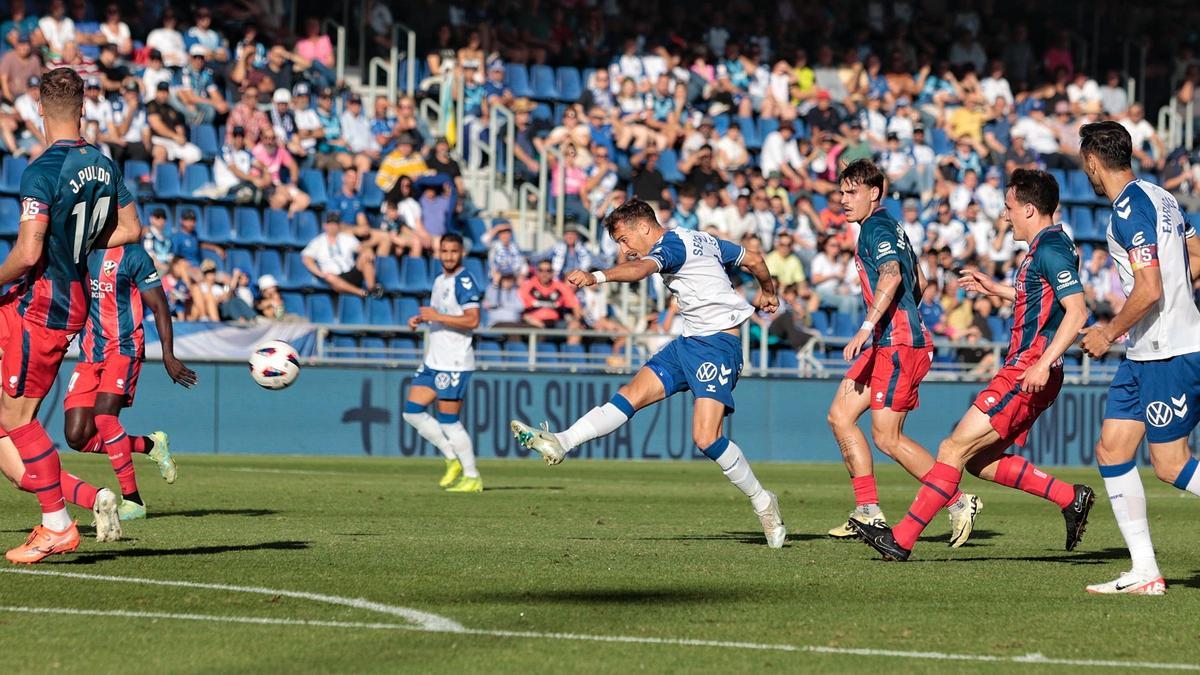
[59,472,98,509]
[95,415,139,497]
[12,421,65,513]
[993,455,1075,509]
[893,462,962,550]
[130,436,150,454]
[851,475,879,507]
[79,433,105,454]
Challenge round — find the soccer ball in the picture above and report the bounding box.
[249,340,300,390]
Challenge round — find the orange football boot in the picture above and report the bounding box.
[5,522,80,564]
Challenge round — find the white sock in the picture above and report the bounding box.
[440,422,478,478]
[402,411,456,460]
[1102,463,1161,579]
[710,439,771,512]
[554,400,631,452]
[43,508,71,531]
[1172,458,1200,496]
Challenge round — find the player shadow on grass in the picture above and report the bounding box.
[149,508,282,518]
[56,540,311,564]
[912,546,1131,564]
[484,587,745,604]
[1164,571,1200,589]
[609,531,827,544]
[482,486,566,491]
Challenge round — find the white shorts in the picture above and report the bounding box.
[152,137,202,163]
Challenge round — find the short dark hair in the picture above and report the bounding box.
[1007,168,1059,216]
[441,232,464,248]
[838,158,885,195]
[677,184,698,199]
[603,199,657,236]
[40,67,83,120]
[1079,120,1132,170]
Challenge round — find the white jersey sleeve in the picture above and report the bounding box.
[1106,180,1200,360]
[644,229,754,337]
[423,269,482,371]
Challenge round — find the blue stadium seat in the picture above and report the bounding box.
[256,249,284,279]
[227,249,255,276]
[281,291,305,316]
[361,173,384,210]
[234,207,265,245]
[464,217,488,251]
[505,63,533,99]
[183,163,212,198]
[556,66,582,101]
[330,334,357,358]
[399,256,432,294]
[390,337,417,358]
[1068,170,1104,205]
[736,116,760,151]
[883,198,902,221]
[530,64,559,100]
[0,156,28,194]
[0,240,11,259]
[299,169,327,207]
[930,128,952,155]
[463,256,486,283]
[757,117,779,139]
[532,102,553,123]
[191,124,220,159]
[773,349,799,369]
[153,164,182,200]
[1070,206,1096,238]
[200,248,223,269]
[791,119,808,138]
[202,206,233,245]
[477,340,503,363]
[657,148,684,183]
[263,209,292,246]
[338,295,365,324]
[367,297,395,325]
[0,198,20,236]
[396,297,420,324]
[283,251,320,290]
[359,336,387,359]
[560,343,586,365]
[503,339,527,362]
[325,169,344,198]
[832,311,860,338]
[1048,168,1069,198]
[376,255,403,293]
[987,316,1006,340]
[123,159,150,189]
[810,310,830,336]
[537,341,560,365]
[291,211,319,248]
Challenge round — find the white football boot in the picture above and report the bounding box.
[756,491,787,549]
[1086,571,1166,595]
[510,420,567,465]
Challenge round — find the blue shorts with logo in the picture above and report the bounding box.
[645,332,743,412]
[411,365,473,400]
[1105,353,1200,443]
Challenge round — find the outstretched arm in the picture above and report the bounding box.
[959,269,1016,301]
[142,286,198,387]
[565,258,658,288]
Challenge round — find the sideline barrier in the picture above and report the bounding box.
[38,362,1192,467]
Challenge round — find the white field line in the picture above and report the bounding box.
[3,570,1197,671]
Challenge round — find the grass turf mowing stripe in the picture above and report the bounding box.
[1,605,1196,671]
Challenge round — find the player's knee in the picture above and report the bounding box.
[64,427,89,451]
[936,438,963,464]
[1094,439,1121,466]
[693,428,721,451]
[401,401,429,426]
[826,405,853,433]
[870,427,901,456]
[1152,459,1185,485]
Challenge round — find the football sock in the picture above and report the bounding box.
[438,415,477,478]
[124,490,143,505]
[1171,457,1200,497]
[59,472,98,509]
[555,394,634,452]
[1100,460,1160,579]
[992,455,1074,509]
[702,437,771,512]
[79,434,104,454]
[402,404,456,460]
[131,435,151,454]
[12,421,71,529]
[96,414,139,497]
[894,462,961,550]
[851,475,878,507]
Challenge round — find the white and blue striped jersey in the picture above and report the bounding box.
[645,228,754,337]
[1106,179,1200,361]
[424,268,483,371]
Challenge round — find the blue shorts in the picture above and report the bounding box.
[645,333,743,412]
[1105,353,1200,443]
[411,366,472,401]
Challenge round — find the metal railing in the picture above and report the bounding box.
[1158,99,1195,152]
[320,19,346,85]
[364,24,415,105]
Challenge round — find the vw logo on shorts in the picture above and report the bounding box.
[1146,401,1174,428]
[695,362,718,383]
[435,373,452,390]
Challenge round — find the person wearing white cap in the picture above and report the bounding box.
[269,88,304,158]
[255,275,300,322]
[179,44,227,124]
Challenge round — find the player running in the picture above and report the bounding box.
[826,160,983,546]
[852,169,1095,561]
[1077,121,1200,595]
[63,243,197,520]
[0,67,143,564]
[510,199,787,548]
[402,233,484,493]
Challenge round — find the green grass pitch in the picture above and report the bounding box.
[0,454,1197,673]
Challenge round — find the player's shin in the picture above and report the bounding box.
[554,394,634,452]
[1101,460,1161,578]
[95,414,140,502]
[438,413,477,478]
[11,422,72,531]
[992,454,1075,508]
[402,402,456,459]
[893,462,962,550]
[1169,456,1200,496]
[59,472,99,509]
[701,437,771,512]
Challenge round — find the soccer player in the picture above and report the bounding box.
[0,67,144,564]
[402,233,484,493]
[826,160,983,546]
[852,169,1095,561]
[1077,121,1200,595]
[63,243,198,520]
[510,199,788,548]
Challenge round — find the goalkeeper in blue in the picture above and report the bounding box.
[511,199,787,548]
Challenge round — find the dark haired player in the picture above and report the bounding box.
[826,159,983,547]
[852,169,1095,561]
[510,199,788,548]
[0,67,144,563]
[63,243,197,521]
[403,233,485,492]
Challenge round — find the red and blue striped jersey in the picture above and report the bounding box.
[853,209,930,348]
[18,138,133,331]
[1005,225,1083,367]
[78,244,160,362]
